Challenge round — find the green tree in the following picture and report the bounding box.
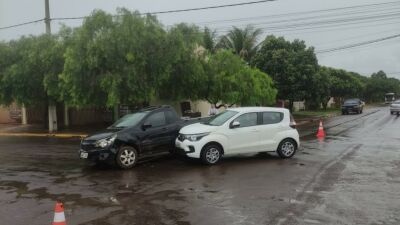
[61,9,170,114]
[364,71,400,102]
[0,42,15,105]
[328,68,364,105]
[305,66,332,110]
[0,35,64,107]
[158,23,207,101]
[202,50,277,107]
[252,35,319,111]
[203,27,218,54]
[218,25,262,62]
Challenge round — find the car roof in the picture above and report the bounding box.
[226,107,289,113]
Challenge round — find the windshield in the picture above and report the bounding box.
[203,110,238,126]
[109,111,149,128]
[344,99,359,104]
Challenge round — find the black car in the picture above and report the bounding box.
[79,105,206,169]
[341,99,364,115]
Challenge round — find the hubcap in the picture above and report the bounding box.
[281,142,295,157]
[120,149,136,166]
[206,147,220,163]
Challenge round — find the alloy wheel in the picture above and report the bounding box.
[119,149,136,167]
[205,147,220,164]
[281,141,295,157]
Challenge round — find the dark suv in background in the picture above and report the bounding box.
[341,99,364,115]
[79,105,206,169]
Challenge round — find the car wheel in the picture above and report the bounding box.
[390,111,393,115]
[116,146,138,169]
[201,144,222,165]
[342,111,345,115]
[277,139,297,159]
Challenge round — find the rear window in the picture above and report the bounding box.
[262,112,284,125]
[344,99,359,104]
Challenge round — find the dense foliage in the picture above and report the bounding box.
[1,7,399,119]
[0,9,276,112]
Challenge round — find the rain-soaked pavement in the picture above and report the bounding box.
[0,106,399,225]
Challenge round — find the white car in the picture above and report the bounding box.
[175,107,300,165]
[390,100,400,115]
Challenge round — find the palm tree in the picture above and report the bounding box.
[217,25,262,62]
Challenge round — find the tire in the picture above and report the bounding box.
[342,111,345,115]
[201,144,222,165]
[391,111,394,115]
[277,139,297,159]
[116,146,138,169]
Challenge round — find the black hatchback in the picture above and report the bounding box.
[79,105,202,169]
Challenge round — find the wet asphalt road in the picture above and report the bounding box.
[0,107,399,225]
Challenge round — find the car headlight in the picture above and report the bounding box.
[185,133,209,142]
[95,134,117,148]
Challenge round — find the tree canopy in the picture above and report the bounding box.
[1,7,399,117]
[0,34,64,107]
[252,35,319,110]
[218,25,262,62]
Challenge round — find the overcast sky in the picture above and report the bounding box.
[1,0,399,79]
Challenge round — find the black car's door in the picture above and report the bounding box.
[140,111,176,155]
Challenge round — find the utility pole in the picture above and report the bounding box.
[45,0,58,132]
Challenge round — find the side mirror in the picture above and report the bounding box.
[230,121,240,129]
[142,122,152,130]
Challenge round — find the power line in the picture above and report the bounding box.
[0,0,276,30]
[387,71,400,75]
[51,0,276,21]
[196,1,400,26]
[0,19,44,30]
[316,33,400,54]
[214,11,400,32]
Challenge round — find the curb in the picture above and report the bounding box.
[0,132,87,138]
[296,112,340,126]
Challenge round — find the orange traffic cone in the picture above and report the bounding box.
[316,120,326,138]
[53,202,67,225]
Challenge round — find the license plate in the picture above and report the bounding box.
[80,152,88,159]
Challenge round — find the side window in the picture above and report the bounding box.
[165,110,178,124]
[146,112,166,127]
[234,113,258,128]
[262,112,283,125]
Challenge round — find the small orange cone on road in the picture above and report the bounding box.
[53,202,67,225]
[316,120,326,138]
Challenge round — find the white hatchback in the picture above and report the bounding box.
[175,107,300,164]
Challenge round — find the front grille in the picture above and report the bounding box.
[80,140,97,151]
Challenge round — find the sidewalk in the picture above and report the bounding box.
[0,124,92,138]
[294,111,339,126]
[0,109,345,139]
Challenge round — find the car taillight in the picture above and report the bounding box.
[290,114,296,129]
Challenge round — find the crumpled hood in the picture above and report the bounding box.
[84,129,118,141]
[179,123,219,135]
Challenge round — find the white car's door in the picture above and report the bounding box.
[258,111,286,151]
[224,112,261,154]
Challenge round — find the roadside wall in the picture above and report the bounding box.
[0,106,14,123]
[0,103,21,124]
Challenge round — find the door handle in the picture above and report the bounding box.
[162,127,169,131]
[251,129,259,132]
